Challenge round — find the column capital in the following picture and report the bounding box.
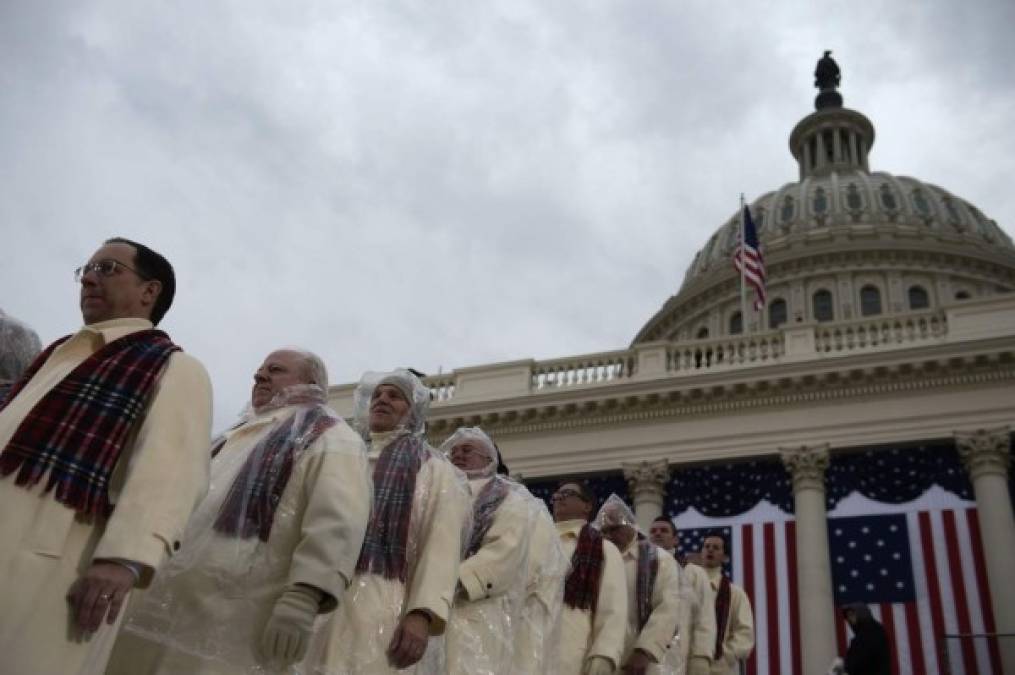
[780,443,830,492]
[955,427,1011,479]
[622,459,670,498]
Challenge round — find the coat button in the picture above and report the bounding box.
[173,541,181,551]
[486,583,493,589]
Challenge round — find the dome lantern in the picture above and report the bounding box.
[789,51,875,180]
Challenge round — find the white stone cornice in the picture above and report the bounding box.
[955,426,1012,479]
[780,444,830,492]
[622,459,670,498]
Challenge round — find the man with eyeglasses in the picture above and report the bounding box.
[0,238,213,675]
[552,480,628,675]
[440,426,534,675]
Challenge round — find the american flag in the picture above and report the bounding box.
[733,204,766,311]
[672,492,1001,675]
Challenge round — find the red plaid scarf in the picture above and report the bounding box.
[465,476,511,558]
[355,433,429,582]
[564,523,606,613]
[0,330,178,517]
[213,404,337,542]
[714,574,732,660]
[636,539,660,631]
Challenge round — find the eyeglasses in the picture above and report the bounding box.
[551,488,589,502]
[74,259,149,283]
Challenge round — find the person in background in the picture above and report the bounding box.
[552,480,628,675]
[0,309,43,400]
[692,534,753,675]
[322,369,470,675]
[842,602,891,675]
[107,348,371,674]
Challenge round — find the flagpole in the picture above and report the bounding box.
[739,193,748,334]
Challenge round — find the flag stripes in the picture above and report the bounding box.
[678,502,999,675]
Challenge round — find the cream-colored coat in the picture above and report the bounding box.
[555,519,628,675]
[701,566,754,675]
[445,477,531,675]
[106,405,372,675]
[0,318,212,675]
[322,432,470,675]
[512,502,566,675]
[619,541,682,673]
[671,559,717,673]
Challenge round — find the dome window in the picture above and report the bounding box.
[912,189,932,217]
[729,312,743,335]
[860,285,883,316]
[813,289,834,322]
[813,188,829,214]
[846,184,863,211]
[696,327,710,340]
[943,197,963,228]
[879,185,898,211]
[955,290,971,300]
[908,286,930,310]
[781,196,795,223]
[768,299,788,329]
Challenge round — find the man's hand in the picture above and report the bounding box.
[688,655,711,675]
[66,561,137,633]
[387,610,431,668]
[622,648,653,675]
[584,655,615,675]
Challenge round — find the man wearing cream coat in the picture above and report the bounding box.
[552,480,628,675]
[648,517,716,675]
[0,238,212,675]
[597,498,682,675]
[692,535,754,675]
[441,426,533,675]
[107,348,372,674]
[322,369,470,675]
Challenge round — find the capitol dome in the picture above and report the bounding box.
[634,57,1015,345]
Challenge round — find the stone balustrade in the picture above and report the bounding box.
[814,308,947,353]
[325,295,1015,415]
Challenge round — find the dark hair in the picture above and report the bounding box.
[842,602,873,622]
[703,530,730,554]
[652,516,677,536]
[494,443,510,475]
[106,237,175,325]
[559,480,597,508]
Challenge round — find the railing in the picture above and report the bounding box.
[424,373,456,402]
[531,351,636,390]
[940,632,1014,674]
[667,332,785,372]
[814,310,947,354]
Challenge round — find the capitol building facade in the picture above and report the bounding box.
[329,61,1015,675]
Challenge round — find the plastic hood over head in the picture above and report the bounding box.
[354,368,431,436]
[440,426,499,478]
[0,310,42,383]
[592,493,639,533]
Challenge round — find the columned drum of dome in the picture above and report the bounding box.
[633,58,1015,347]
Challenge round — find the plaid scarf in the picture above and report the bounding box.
[213,404,337,542]
[465,476,511,558]
[564,523,606,613]
[0,330,178,517]
[714,574,732,660]
[355,432,429,582]
[636,539,660,631]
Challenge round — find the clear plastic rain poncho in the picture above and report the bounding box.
[438,427,540,675]
[0,310,42,393]
[594,494,685,675]
[320,370,472,675]
[511,484,568,675]
[123,384,365,674]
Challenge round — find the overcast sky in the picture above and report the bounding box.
[2,1,1013,429]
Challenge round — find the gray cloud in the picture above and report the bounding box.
[2,0,1012,429]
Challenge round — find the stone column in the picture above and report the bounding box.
[780,444,837,675]
[622,459,670,531]
[955,427,1015,674]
